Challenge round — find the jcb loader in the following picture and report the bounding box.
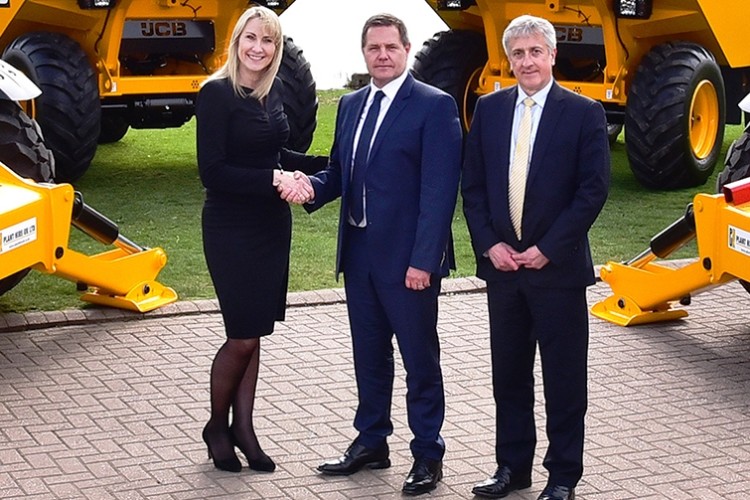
[414,0,750,190]
[0,0,317,182]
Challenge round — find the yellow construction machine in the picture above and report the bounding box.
[591,178,750,326]
[1,166,177,312]
[0,59,176,312]
[415,0,750,190]
[0,0,316,182]
[592,94,750,326]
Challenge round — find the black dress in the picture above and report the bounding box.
[196,77,325,338]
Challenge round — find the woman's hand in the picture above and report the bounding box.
[275,170,314,204]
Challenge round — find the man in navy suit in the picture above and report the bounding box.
[461,15,609,500]
[296,13,462,496]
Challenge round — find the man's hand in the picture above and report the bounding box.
[512,245,550,270]
[487,242,520,271]
[292,171,315,202]
[405,266,431,291]
[276,171,314,204]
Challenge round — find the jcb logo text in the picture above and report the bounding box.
[140,21,187,37]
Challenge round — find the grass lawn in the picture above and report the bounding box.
[0,88,744,312]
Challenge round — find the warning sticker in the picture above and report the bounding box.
[728,225,750,257]
[0,218,37,254]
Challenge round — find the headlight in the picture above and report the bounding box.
[256,0,288,8]
[78,0,117,8]
[437,0,476,11]
[614,0,652,19]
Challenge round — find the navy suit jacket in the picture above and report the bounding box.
[306,73,462,284]
[462,82,610,288]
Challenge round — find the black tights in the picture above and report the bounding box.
[204,337,267,462]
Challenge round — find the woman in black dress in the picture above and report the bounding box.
[196,6,325,473]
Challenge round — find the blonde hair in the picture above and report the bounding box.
[204,5,283,100]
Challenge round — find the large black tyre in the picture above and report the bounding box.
[625,42,725,190]
[715,126,750,294]
[3,32,101,183]
[412,30,488,130]
[278,37,317,152]
[0,99,55,296]
[716,127,750,190]
[0,100,54,181]
[98,110,129,144]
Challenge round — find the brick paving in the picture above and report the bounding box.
[1,276,749,499]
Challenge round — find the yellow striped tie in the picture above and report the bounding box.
[509,97,534,240]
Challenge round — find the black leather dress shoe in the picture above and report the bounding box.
[537,484,575,500]
[402,458,442,496]
[471,465,532,498]
[317,442,390,476]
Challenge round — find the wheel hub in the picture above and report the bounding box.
[689,79,719,159]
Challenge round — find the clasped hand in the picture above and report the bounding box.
[487,242,549,271]
[275,170,314,204]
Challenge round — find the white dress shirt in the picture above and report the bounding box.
[509,78,554,177]
[349,69,409,226]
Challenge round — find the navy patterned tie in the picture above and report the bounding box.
[350,90,385,225]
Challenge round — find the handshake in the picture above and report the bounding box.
[274,170,314,205]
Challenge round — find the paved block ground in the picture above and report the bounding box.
[1,277,749,499]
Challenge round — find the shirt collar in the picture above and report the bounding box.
[368,69,408,103]
[516,78,554,108]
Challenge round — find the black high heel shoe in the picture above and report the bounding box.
[230,426,276,472]
[202,426,242,473]
[246,453,276,473]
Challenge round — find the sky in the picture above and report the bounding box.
[279,0,448,89]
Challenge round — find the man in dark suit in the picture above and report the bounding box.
[297,13,462,496]
[461,14,609,500]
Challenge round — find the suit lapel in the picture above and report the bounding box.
[367,74,414,161]
[341,87,370,190]
[527,82,566,186]
[491,89,516,228]
[497,88,517,193]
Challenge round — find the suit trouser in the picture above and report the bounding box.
[487,278,589,487]
[341,226,446,460]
